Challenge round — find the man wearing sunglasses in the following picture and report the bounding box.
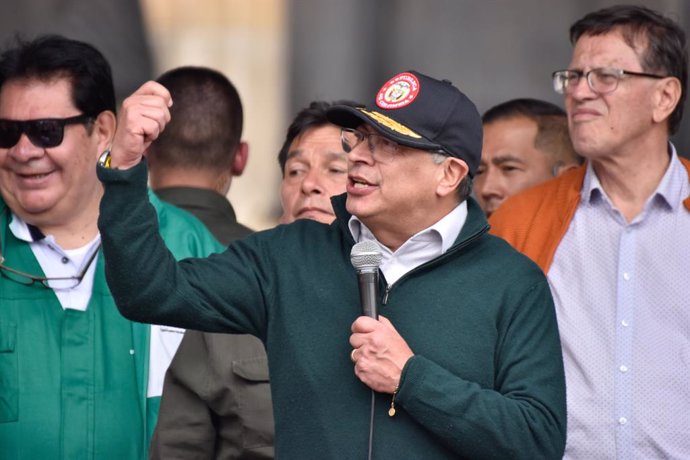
[490,5,690,459]
[95,70,566,458]
[0,36,221,459]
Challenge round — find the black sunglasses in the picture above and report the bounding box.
[0,114,94,149]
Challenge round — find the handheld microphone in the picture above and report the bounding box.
[350,241,384,460]
[350,241,383,318]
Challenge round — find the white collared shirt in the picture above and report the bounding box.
[348,201,468,285]
[9,214,100,311]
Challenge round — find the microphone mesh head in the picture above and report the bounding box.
[350,240,383,270]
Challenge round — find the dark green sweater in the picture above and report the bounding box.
[98,162,566,459]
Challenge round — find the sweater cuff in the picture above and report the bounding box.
[96,158,149,188]
[97,159,151,227]
[396,354,422,405]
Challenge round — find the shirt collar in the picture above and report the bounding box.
[655,144,687,212]
[348,200,468,254]
[8,213,39,243]
[154,187,238,220]
[8,213,101,251]
[581,143,684,212]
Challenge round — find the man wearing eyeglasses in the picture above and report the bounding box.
[490,5,690,459]
[0,36,221,459]
[95,70,567,458]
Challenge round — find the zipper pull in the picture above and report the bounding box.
[382,285,391,305]
[388,384,399,417]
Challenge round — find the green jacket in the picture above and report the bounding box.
[0,192,222,460]
[98,163,567,459]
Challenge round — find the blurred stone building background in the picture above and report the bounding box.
[1,0,688,229]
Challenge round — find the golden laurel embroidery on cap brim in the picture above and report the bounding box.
[357,108,422,139]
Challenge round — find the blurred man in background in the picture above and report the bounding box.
[147,66,251,246]
[278,100,353,224]
[475,98,580,216]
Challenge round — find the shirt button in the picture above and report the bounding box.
[129,349,135,355]
[61,256,69,264]
[623,272,631,281]
[621,320,629,327]
[619,365,628,372]
[619,417,627,425]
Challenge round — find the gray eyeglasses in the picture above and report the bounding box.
[0,240,101,289]
[552,67,667,95]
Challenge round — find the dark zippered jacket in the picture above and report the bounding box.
[98,162,567,459]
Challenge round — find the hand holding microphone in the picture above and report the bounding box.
[349,241,413,394]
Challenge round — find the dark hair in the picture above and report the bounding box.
[570,5,688,134]
[0,34,116,116]
[482,98,581,165]
[278,100,358,175]
[482,97,565,123]
[458,175,473,202]
[149,66,243,171]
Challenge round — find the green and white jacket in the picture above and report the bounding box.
[0,192,222,460]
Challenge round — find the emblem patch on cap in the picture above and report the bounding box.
[376,72,420,110]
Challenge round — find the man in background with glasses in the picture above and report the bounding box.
[94,70,566,458]
[0,35,221,459]
[490,5,690,458]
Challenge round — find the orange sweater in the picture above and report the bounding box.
[489,157,690,273]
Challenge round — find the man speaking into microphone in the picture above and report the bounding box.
[96,70,566,459]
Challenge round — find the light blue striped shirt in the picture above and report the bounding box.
[549,146,690,459]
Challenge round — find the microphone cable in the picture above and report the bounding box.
[367,390,375,460]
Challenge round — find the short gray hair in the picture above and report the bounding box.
[430,153,473,202]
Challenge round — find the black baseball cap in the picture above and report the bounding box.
[326,70,482,176]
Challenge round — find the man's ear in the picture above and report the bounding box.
[94,110,117,157]
[652,76,681,125]
[436,157,469,197]
[231,141,249,176]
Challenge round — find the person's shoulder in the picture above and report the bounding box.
[680,155,690,177]
[148,190,224,255]
[231,221,254,239]
[239,218,345,262]
[253,218,337,245]
[150,190,208,229]
[495,167,582,218]
[487,166,586,272]
[478,231,546,276]
[490,165,584,232]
